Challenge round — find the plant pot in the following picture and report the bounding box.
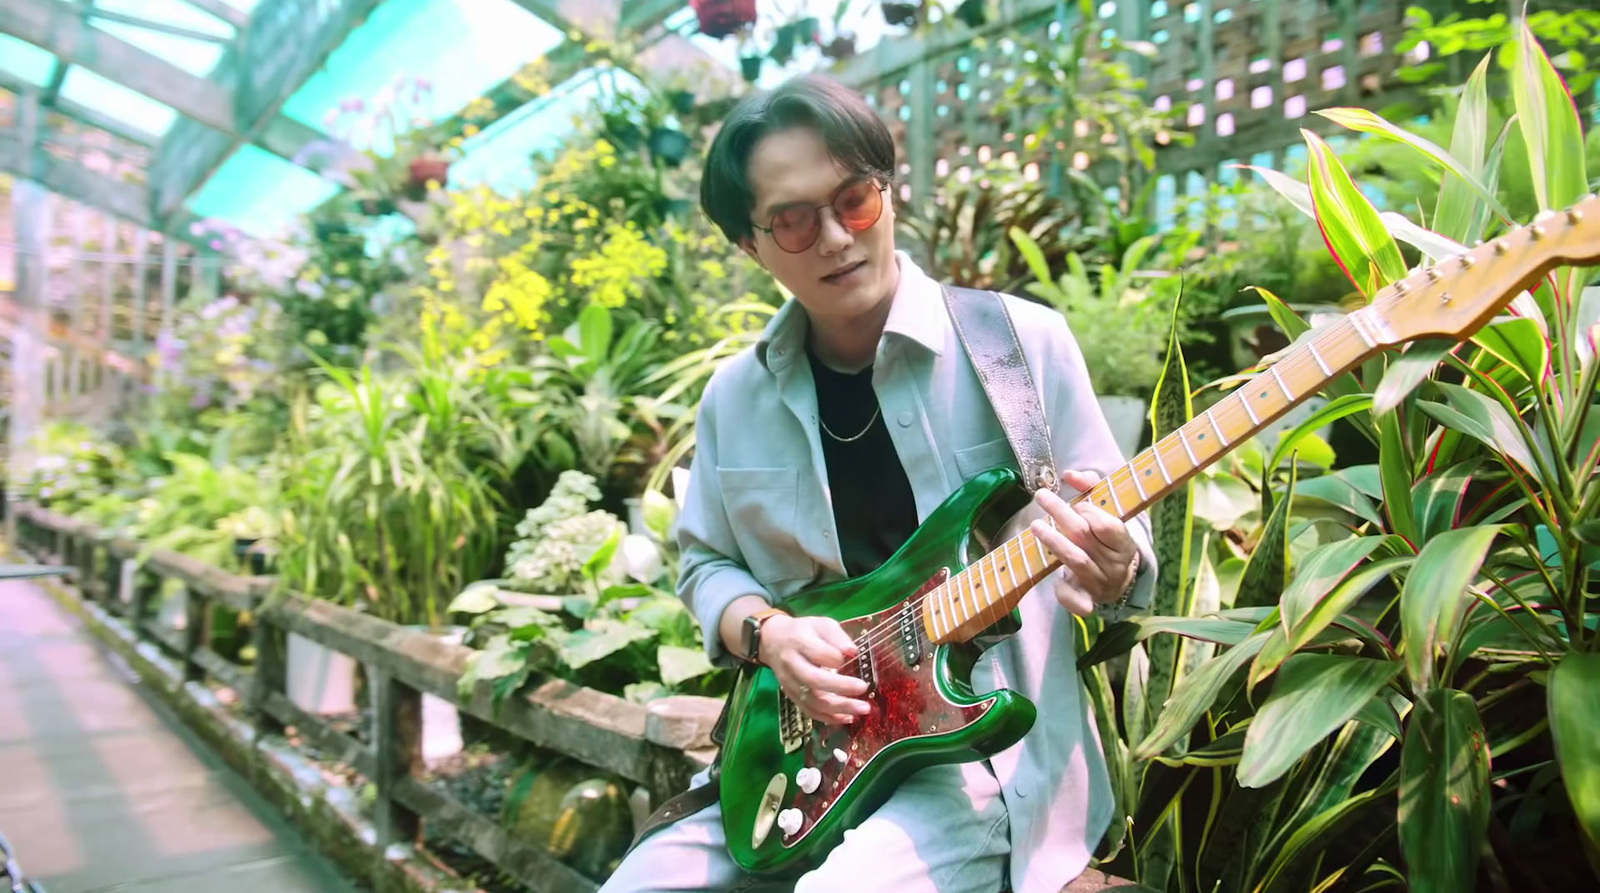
[667,89,696,115]
[823,33,857,60]
[796,16,821,45]
[770,24,798,65]
[357,196,397,217]
[647,126,692,167]
[288,631,358,715]
[689,0,757,39]
[405,156,451,200]
[1097,394,1149,458]
[882,1,919,27]
[603,112,643,149]
[740,55,763,82]
[955,0,988,28]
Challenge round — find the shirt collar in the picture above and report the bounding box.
[756,251,948,372]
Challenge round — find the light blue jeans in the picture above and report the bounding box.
[600,761,1011,893]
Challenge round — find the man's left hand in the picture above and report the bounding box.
[1030,469,1139,617]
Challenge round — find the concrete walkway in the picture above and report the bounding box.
[0,579,363,893]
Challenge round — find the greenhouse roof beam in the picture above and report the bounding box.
[618,0,683,34]
[85,8,234,43]
[175,0,250,31]
[0,71,160,146]
[509,0,619,40]
[1,128,156,229]
[146,0,380,225]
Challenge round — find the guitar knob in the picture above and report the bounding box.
[796,766,821,794]
[833,748,849,764]
[778,808,804,837]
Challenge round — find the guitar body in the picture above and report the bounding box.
[719,467,1037,874]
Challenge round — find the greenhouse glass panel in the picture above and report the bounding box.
[186,143,340,236]
[280,0,563,135]
[452,69,638,193]
[60,66,179,135]
[0,35,56,86]
[88,0,234,76]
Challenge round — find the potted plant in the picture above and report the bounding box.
[882,1,920,27]
[647,126,693,167]
[689,0,758,39]
[955,0,988,28]
[740,54,763,82]
[823,32,858,59]
[770,23,799,65]
[404,152,451,200]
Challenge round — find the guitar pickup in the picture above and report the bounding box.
[779,691,812,754]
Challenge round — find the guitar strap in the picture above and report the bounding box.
[628,283,1057,855]
[940,285,1060,493]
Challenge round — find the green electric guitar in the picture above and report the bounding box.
[717,195,1600,874]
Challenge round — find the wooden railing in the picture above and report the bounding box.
[9,502,721,893]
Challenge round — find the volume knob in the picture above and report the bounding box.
[796,766,821,794]
[777,808,804,837]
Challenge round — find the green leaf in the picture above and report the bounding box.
[458,634,526,700]
[1433,55,1494,243]
[1471,317,1549,386]
[1317,106,1509,225]
[1353,693,1404,740]
[1132,633,1268,760]
[1304,129,1409,298]
[1549,652,1600,846]
[1372,339,1456,415]
[1400,525,1510,693]
[582,525,624,585]
[447,582,502,615]
[1009,226,1053,285]
[1239,164,1316,219]
[1239,655,1401,788]
[1234,465,1295,609]
[576,301,614,366]
[1511,23,1588,214]
[1280,537,1392,631]
[1377,412,1418,542]
[1425,382,1539,477]
[1413,463,1479,543]
[1077,615,1261,671]
[1398,690,1491,893]
[1294,474,1384,527]
[559,619,656,669]
[1247,285,1311,342]
[641,488,676,543]
[658,644,716,686]
[1144,297,1196,734]
[1267,394,1373,472]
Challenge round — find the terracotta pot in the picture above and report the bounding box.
[689,0,757,39]
[406,156,450,199]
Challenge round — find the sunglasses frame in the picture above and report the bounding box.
[750,176,888,254]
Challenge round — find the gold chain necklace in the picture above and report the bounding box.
[820,406,881,443]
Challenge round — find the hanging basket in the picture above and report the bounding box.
[405,156,451,200]
[648,126,692,167]
[955,0,988,28]
[690,0,758,39]
[740,54,763,82]
[881,1,920,27]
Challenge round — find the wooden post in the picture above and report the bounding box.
[129,569,159,635]
[182,588,206,682]
[371,670,423,845]
[101,540,122,613]
[250,614,287,732]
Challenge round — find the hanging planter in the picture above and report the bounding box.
[689,0,757,39]
[796,16,821,45]
[648,126,692,167]
[603,110,643,149]
[740,54,763,82]
[405,154,451,200]
[955,0,988,28]
[356,196,396,217]
[667,89,696,115]
[770,23,798,65]
[823,32,858,60]
[881,1,919,27]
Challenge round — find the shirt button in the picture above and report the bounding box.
[897,411,913,427]
[1014,782,1028,798]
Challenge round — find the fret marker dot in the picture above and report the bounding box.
[1260,391,1268,399]
[1198,434,1206,440]
[1100,500,1107,506]
[1145,469,1152,476]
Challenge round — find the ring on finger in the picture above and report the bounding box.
[796,683,810,700]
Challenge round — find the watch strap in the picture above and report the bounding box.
[745,606,788,663]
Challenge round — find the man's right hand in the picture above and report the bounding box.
[759,614,873,726]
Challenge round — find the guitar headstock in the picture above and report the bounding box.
[1371,193,1600,343]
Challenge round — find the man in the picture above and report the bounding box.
[600,74,1155,893]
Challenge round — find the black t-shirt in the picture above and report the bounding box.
[808,350,920,578]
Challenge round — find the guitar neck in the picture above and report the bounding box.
[922,308,1391,644]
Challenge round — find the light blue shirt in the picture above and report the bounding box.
[675,252,1156,893]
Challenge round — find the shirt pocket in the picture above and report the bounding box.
[954,437,1017,481]
[717,466,815,587]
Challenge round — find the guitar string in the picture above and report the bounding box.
[842,321,1368,662]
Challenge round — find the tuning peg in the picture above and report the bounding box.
[1458,255,1474,269]
[1568,208,1585,224]
[1531,225,1546,240]
[1426,268,1441,282]
[1492,240,1509,255]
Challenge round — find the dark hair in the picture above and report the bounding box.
[700,74,896,243]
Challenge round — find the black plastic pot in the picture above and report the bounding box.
[648,126,692,167]
[955,0,988,28]
[770,24,797,65]
[740,54,763,82]
[796,16,820,44]
[668,89,696,115]
[882,2,919,27]
[603,112,642,149]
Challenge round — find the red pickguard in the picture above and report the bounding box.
[783,569,996,846]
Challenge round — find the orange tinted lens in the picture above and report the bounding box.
[771,206,821,252]
[835,180,882,230]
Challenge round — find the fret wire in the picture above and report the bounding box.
[929,589,947,639]
[1018,534,1036,576]
[1177,427,1199,464]
[1308,342,1333,376]
[977,556,996,628]
[1003,542,1021,592]
[1270,366,1293,400]
[961,573,979,626]
[1152,442,1173,484]
[1241,392,1261,425]
[1206,408,1232,445]
[1130,459,1149,499]
[1104,479,1125,516]
[1032,531,1052,569]
[989,553,1008,625]
[1349,314,1377,348]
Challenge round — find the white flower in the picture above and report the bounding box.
[620,534,663,584]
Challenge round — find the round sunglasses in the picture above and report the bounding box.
[751,178,887,254]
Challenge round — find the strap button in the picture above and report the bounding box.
[897,411,913,427]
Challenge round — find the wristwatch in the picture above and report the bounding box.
[741,606,789,664]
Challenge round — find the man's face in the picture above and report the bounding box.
[740,127,899,327]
